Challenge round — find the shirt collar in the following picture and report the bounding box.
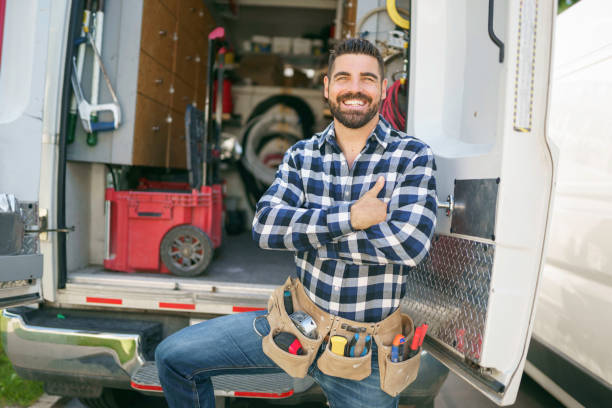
[317,115,390,150]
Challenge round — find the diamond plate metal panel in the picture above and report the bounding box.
[19,202,38,255]
[403,235,494,363]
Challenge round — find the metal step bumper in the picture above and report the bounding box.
[132,361,310,399]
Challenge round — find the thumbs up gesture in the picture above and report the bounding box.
[350,176,388,230]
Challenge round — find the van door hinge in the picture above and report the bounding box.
[25,209,74,241]
[437,195,454,217]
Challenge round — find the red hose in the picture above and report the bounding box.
[381,79,406,131]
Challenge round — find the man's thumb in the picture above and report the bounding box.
[366,176,385,197]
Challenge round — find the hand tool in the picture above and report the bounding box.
[330,335,348,356]
[289,311,318,339]
[283,290,293,315]
[67,0,93,144]
[391,334,406,362]
[418,323,429,347]
[88,0,105,146]
[274,332,304,355]
[407,326,422,359]
[203,27,226,186]
[360,335,372,357]
[70,31,121,135]
[347,333,359,357]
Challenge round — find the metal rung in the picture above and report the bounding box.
[131,361,299,399]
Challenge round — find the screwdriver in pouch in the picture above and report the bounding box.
[391,334,406,362]
[407,327,422,359]
[360,335,372,357]
[347,333,359,357]
[284,290,293,315]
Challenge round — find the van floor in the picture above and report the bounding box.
[68,231,296,286]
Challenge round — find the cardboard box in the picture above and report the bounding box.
[292,38,312,55]
[236,54,284,86]
[272,37,292,54]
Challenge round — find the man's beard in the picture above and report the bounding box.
[328,92,380,129]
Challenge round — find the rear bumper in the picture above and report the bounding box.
[1,307,148,394]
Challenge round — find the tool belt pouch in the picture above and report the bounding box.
[316,322,372,381]
[262,277,327,378]
[375,313,421,397]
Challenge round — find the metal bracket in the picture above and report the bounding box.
[25,209,74,241]
[437,195,454,217]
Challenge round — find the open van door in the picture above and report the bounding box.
[0,1,69,306]
[402,0,556,405]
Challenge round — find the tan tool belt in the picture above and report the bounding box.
[261,277,421,397]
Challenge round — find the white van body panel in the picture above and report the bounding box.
[407,0,556,404]
[530,0,612,395]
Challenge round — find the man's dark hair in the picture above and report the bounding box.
[327,38,384,80]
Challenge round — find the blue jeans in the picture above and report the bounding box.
[155,310,399,408]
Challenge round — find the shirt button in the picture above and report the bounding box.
[334,286,340,291]
[344,190,350,199]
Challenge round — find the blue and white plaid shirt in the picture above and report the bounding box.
[253,116,437,322]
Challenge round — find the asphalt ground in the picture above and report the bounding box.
[28,372,563,408]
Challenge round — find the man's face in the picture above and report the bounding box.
[324,54,387,129]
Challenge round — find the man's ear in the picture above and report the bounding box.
[381,78,388,100]
[324,76,329,99]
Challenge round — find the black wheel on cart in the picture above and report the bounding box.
[160,225,213,277]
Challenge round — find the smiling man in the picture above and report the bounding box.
[156,38,438,408]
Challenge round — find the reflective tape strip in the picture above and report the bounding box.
[232,306,266,313]
[130,381,163,392]
[86,297,122,305]
[234,390,294,399]
[159,302,195,310]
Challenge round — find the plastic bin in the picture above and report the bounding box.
[104,184,223,276]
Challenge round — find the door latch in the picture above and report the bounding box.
[24,209,75,241]
[437,195,454,217]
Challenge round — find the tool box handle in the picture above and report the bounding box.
[208,27,225,41]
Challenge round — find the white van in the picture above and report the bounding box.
[0,0,557,406]
[525,0,612,406]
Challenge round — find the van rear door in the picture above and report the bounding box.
[0,1,69,306]
[403,0,556,405]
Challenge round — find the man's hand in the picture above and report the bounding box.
[350,176,387,230]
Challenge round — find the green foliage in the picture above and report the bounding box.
[0,341,43,407]
[559,0,581,14]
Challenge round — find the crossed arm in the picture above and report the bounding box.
[252,145,437,266]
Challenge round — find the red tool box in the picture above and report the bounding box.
[103,185,223,276]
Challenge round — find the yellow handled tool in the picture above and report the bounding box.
[330,335,348,356]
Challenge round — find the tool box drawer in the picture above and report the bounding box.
[132,96,170,167]
[160,0,178,18]
[178,0,209,38]
[171,75,195,115]
[141,0,176,71]
[175,27,199,87]
[137,52,173,105]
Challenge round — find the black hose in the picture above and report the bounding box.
[239,95,316,210]
[246,95,315,138]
